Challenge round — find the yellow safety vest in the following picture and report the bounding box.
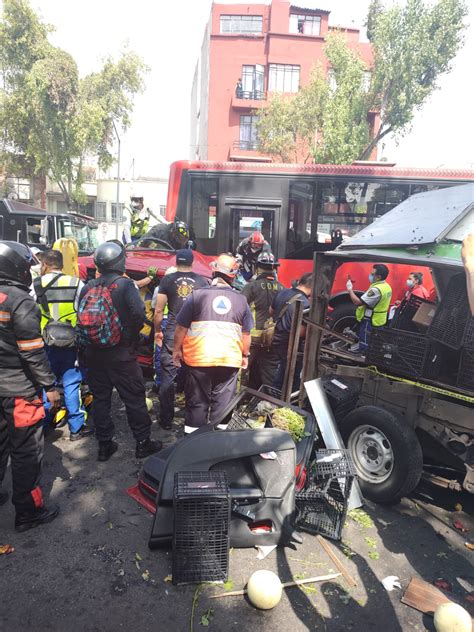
[356,280,392,327]
[36,274,81,330]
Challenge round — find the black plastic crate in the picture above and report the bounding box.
[295,450,355,541]
[322,376,361,423]
[457,347,474,392]
[172,471,230,585]
[464,317,474,347]
[367,328,441,379]
[428,274,471,349]
[390,293,426,332]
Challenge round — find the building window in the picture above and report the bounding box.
[268,64,300,93]
[239,115,259,150]
[95,201,107,221]
[6,177,31,201]
[159,205,166,217]
[220,15,263,34]
[289,13,321,36]
[240,64,265,99]
[110,203,124,222]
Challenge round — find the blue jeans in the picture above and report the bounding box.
[358,319,372,351]
[46,346,85,433]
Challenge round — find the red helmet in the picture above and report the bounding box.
[250,231,265,247]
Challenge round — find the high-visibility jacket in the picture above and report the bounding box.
[181,286,253,368]
[34,273,82,330]
[356,280,392,327]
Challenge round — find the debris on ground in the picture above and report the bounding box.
[453,519,469,533]
[382,576,402,592]
[0,544,14,555]
[348,508,374,529]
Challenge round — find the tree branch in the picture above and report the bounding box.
[359,124,393,160]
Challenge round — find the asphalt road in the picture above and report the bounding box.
[1,389,473,632]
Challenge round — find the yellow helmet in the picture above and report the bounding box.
[210,253,240,278]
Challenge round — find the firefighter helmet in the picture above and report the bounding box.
[210,253,240,278]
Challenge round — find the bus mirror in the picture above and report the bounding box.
[40,218,49,245]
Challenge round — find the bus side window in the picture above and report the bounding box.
[287,181,314,255]
[190,178,218,253]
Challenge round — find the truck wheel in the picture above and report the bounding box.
[340,406,423,504]
[328,302,357,333]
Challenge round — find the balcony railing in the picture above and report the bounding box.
[233,140,260,151]
[235,90,266,100]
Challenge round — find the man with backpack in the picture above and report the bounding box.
[33,249,93,441]
[77,241,161,462]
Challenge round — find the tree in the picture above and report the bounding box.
[257,0,467,164]
[0,0,147,208]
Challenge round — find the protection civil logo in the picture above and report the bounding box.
[212,295,231,315]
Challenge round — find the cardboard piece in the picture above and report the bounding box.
[412,301,437,328]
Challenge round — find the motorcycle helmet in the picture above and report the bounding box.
[94,241,126,274]
[0,241,34,286]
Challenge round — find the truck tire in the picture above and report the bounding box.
[328,302,357,333]
[340,405,423,504]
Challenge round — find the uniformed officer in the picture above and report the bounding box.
[347,263,392,351]
[236,231,271,280]
[34,249,93,441]
[0,241,61,531]
[172,254,253,431]
[241,251,284,389]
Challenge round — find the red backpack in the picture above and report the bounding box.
[77,278,122,348]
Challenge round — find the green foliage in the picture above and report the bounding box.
[0,0,147,207]
[271,407,306,442]
[257,0,467,164]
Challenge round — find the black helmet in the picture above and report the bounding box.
[170,219,189,247]
[0,241,34,286]
[94,241,126,273]
[256,251,279,268]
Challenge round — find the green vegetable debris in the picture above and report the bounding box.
[271,407,306,442]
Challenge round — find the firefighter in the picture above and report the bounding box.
[33,249,93,441]
[142,219,191,250]
[0,241,61,531]
[236,231,271,280]
[347,263,392,351]
[172,254,253,432]
[241,251,284,388]
[78,241,162,461]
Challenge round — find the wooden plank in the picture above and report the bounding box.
[316,535,357,588]
[401,577,474,621]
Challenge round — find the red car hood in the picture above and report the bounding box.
[79,249,212,279]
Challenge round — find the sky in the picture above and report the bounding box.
[28,0,474,178]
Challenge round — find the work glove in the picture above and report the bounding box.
[346,279,353,291]
[147,266,158,280]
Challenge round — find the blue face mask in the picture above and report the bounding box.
[368,273,375,283]
[406,279,414,288]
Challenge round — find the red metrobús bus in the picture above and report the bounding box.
[165,160,474,328]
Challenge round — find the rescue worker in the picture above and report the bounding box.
[142,219,191,250]
[236,231,271,281]
[462,232,474,316]
[241,251,284,388]
[347,264,392,351]
[129,197,150,241]
[33,249,93,441]
[403,272,430,302]
[172,254,253,431]
[271,273,313,392]
[0,241,60,531]
[154,249,208,429]
[78,241,162,461]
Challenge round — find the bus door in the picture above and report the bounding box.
[229,206,279,256]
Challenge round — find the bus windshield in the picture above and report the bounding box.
[58,218,99,254]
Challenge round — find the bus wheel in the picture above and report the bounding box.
[340,406,423,504]
[328,302,357,333]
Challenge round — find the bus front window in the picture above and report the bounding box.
[58,219,99,254]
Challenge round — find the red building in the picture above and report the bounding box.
[190,0,375,163]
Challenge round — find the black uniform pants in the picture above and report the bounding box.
[184,365,239,428]
[88,360,152,443]
[247,344,280,390]
[0,396,45,514]
[159,335,178,426]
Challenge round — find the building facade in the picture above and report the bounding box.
[190,0,375,163]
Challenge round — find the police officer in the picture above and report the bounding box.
[34,249,93,441]
[172,254,253,431]
[236,231,271,280]
[241,251,284,388]
[347,263,392,351]
[0,241,60,531]
[142,219,191,250]
[79,241,162,461]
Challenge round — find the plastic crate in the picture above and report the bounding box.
[172,471,230,585]
[428,274,471,349]
[464,317,474,347]
[295,450,355,541]
[322,376,361,423]
[390,294,426,332]
[457,347,474,392]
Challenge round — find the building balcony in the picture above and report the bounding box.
[229,140,272,162]
[232,91,267,110]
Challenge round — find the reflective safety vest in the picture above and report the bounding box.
[35,273,81,330]
[182,286,250,368]
[355,280,392,327]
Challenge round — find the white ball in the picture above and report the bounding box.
[247,570,283,610]
[434,602,472,632]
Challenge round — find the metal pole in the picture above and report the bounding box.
[281,299,304,403]
[113,120,121,240]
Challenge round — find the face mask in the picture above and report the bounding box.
[368,273,375,283]
[406,279,414,288]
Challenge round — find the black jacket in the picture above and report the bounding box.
[79,273,145,365]
[0,279,55,397]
